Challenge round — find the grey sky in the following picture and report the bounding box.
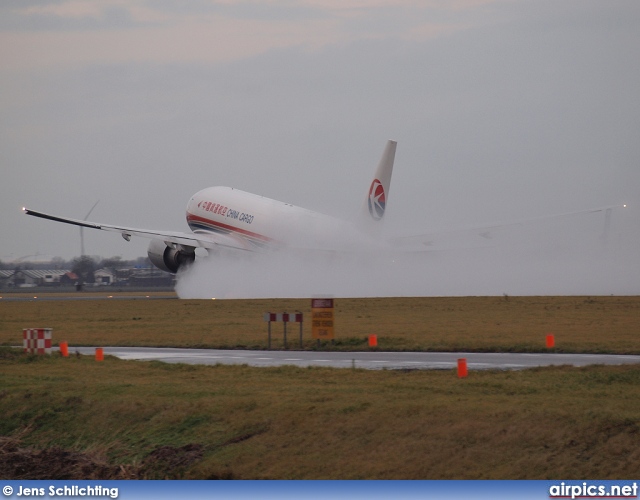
[1,1,639,292]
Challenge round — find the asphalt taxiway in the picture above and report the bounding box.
[65,346,640,371]
[0,295,175,301]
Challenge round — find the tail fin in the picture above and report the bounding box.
[357,140,397,233]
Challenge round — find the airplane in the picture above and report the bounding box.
[23,139,625,274]
[23,141,398,273]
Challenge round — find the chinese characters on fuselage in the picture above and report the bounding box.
[198,200,254,225]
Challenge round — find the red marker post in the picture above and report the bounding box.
[546,334,555,349]
[457,358,468,378]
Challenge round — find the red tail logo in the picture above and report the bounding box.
[368,179,386,220]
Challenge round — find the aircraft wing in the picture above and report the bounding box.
[389,204,625,252]
[22,208,253,252]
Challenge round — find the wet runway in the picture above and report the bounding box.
[65,346,640,371]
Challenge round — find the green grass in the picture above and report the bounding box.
[2,295,639,479]
[1,347,639,479]
[1,295,639,353]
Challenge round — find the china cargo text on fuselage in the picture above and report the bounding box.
[198,201,254,225]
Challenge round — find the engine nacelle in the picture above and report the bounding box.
[147,239,195,274]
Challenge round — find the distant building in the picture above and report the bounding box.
[114,268,132,283]
[94,268,116,285]
[0,267,174,289]
[59,272,80,286]
[0,270,13,288]
[128,269,175,287]
[9,269,69,287]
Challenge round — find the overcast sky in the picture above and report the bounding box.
[2,1,639,290]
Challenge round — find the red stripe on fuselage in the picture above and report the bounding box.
[186,213,273,243]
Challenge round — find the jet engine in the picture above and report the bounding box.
[147,239,196,274]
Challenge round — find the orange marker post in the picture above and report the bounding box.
[368,334,378,347]
[60,341,69,357]
[95,347,104,362]
[546,334,555,349]
[457,358,468,378]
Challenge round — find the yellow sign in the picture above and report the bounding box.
[311,298,335,340]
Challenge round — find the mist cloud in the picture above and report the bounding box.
[175,208,639,298]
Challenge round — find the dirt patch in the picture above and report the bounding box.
[0,437,204,480]
[0,436,135,479]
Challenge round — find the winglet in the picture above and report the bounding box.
[23,207,102,229]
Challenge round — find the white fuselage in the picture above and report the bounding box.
[186,186,373,252]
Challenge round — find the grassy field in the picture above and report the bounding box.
[1,295,639,353]
[1,347,639,479]
[1,294,638,479]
